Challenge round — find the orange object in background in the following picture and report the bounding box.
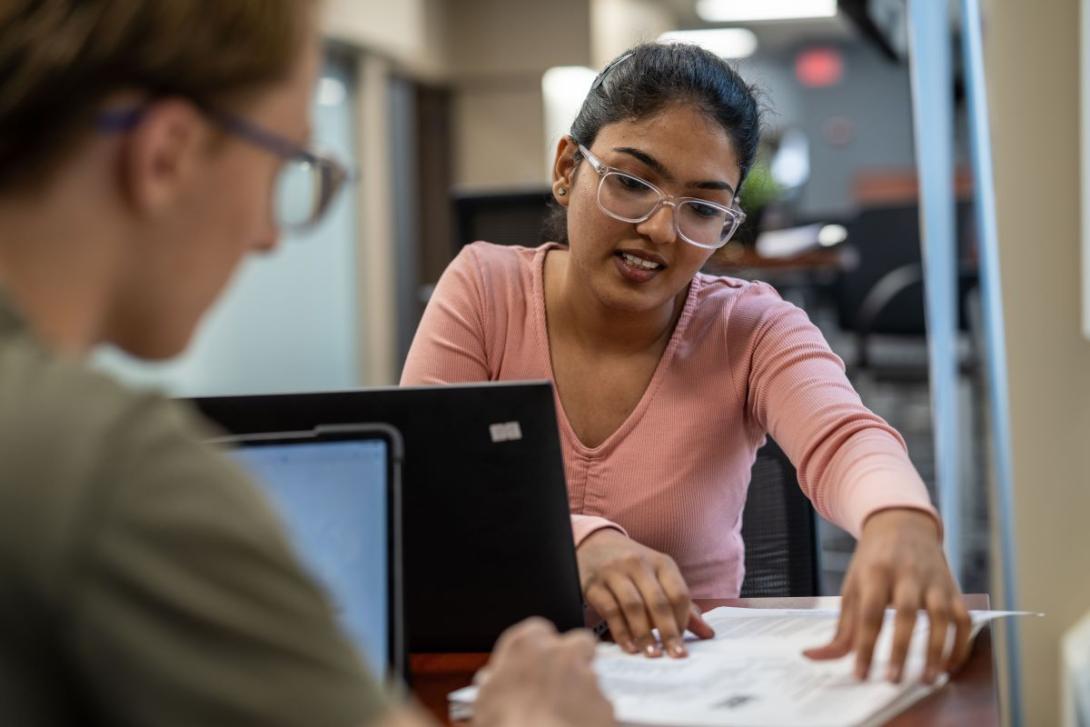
[853,167,975,206]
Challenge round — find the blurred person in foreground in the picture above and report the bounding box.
[0,2,613,726]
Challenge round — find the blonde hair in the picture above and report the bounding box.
[0,0,311,192]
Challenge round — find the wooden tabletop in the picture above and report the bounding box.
[409,594,998,726]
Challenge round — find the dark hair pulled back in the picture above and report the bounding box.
[546,42,762,244]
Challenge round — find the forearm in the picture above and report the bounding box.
[809,428,939,538]
[741,288,938,537]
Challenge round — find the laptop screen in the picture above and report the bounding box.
[193,383,583,652]
[230,438,390,679]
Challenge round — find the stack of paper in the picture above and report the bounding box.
[450,607,1036,727]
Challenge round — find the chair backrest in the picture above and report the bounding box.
[739,438,821,598]
[453,188,552,252]
[836,201,976,335]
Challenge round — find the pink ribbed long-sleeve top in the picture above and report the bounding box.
[401,242,938,597]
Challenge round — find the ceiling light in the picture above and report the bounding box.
[658,29,759,59]
[695,0,837,23]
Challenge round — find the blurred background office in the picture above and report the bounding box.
[95,1,1090,724]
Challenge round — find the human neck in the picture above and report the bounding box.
[549,249,687,355]
[0,184,124,356]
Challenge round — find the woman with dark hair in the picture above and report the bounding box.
[403,43,971,686]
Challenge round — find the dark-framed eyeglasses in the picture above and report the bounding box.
[95,104,351,232]
[577,143,745,250]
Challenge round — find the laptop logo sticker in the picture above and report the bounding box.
[489,421,523,443]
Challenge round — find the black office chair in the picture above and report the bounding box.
[739,438,821,598]
[836,201,979,379]
[852,262,980,376]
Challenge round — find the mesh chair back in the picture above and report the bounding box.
[739,439,821,597]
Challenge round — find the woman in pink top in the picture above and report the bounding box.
[402,43,971,685]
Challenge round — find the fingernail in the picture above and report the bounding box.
[645,643,659,657]
[622,639,635,653]
[670,643,687,658]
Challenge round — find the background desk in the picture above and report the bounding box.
[409,594,998,726]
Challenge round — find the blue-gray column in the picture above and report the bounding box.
[959,0,1023,722]
[906,0,961,577]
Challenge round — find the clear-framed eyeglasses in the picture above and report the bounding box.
[577,143,745,250]
[96,105,352,232]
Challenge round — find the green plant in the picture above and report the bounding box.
[738,160,781,212]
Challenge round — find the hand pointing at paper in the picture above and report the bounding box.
[579,509,972,684]
[804,508,973,684]
[576,529,715,658]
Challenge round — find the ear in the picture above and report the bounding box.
[551,135,579,208]
[118,98,210,216]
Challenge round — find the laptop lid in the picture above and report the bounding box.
[192,381,584,652]
[212,423,405,683]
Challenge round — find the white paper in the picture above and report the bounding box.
[449,607,1039,727]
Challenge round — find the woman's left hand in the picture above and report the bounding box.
[803,508,973,684]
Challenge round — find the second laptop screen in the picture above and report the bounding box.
[230,439,389,679]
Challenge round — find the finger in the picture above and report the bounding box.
[553,634,616,721]
[486,616,555,681]
[632,566,685,657]
[606,573,659,657]
[654,560,693,633]
[543,630,599,684]
[491,616,555,661]
[853,579,892,680]
[945,599,974,674]
[923,588,951,684]
[586,582,635,654]
[558,628,598,662]
[886,581,921,683]
[654,561,695,655]
[553,630,600,686]
[804,589,856,660]
[687,602,716,640]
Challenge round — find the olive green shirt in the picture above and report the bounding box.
[0,290,389,726]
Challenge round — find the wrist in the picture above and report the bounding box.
[577,526,626,550]
[861,507,941,540]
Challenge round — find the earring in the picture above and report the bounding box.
[557,187,567,196]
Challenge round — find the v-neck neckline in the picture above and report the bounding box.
[532,243,700,456]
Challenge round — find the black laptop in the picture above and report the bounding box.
[214,423,406,683]
[193,381,584,652]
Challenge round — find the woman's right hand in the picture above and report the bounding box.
[576,529,714,658]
